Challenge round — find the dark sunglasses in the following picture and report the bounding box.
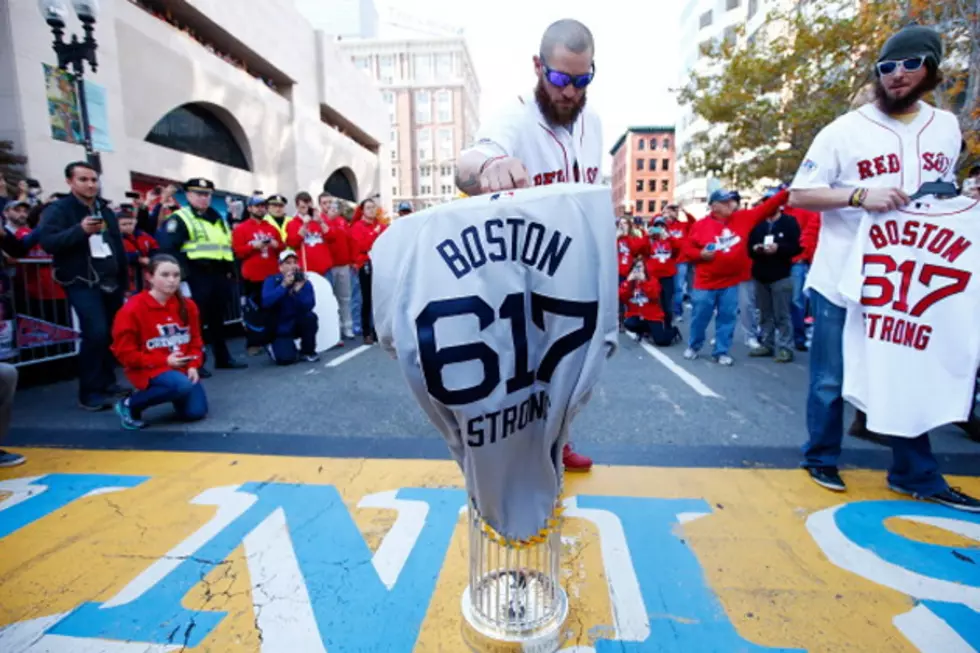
[541,61,595,89]
[876,55,925,76]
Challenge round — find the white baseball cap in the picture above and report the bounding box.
[279,249,298,263]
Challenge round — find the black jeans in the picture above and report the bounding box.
[242,279,271,348]
[187,272,233,364]
[359,264,375,340]
[658,275,675,330]
[270,312,319,365]
[64,285,123,400]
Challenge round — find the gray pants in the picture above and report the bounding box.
[754,277,794,352]
[739,280,759,341]
[0,363,17,442]
[331,265,354,335]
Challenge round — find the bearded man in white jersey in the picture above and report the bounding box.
[790,25,979,511]
[456,19,603,471]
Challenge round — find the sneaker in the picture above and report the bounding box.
[342,328,355,339]
[746,336,762,349]
[363,336,376,345]
[79,394,112,412]
[0,450,26,467]
[302,353,320,363]
[749,346,773,357]
[683,347,698,360]
[889,484,980,513]
[715,354,734,366]
[115,398,146,430]
[806,466,847,492]
[563,443,592,472]
[774,349,794,363]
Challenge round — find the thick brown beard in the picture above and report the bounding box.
[534,77,586,128]
[873,67,940,115]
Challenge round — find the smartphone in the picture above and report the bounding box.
[125,191,140,200]
[763,235,775,246]
[26,178,40,189]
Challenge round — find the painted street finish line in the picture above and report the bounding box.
[0,449,977,652]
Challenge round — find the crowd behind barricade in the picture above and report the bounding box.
[0,162,410,456]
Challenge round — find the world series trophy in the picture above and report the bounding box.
[460,493,568,652]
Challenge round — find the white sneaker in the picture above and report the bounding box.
[342,328,355,339]
[683,348,698,360]
[716,354,734,366]
[746,336,761,349]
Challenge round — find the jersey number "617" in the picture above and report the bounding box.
[415,293,598,406]
[861,254,972,316]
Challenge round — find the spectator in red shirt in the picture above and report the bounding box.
[287,191,335,278]
[232,196,283,353]
[663,204,693,319]
[117,206,159,294]
[620,259,679,347]
[111,255,207,430]
[349,198,387,344]
[318,193,356,339]
[644,215,681,332]
[784,206,821,350]
[682,187,789,365]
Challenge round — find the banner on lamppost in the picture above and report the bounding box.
[42,64,83,145]
[42,65,113,152]
[82,79,113,153]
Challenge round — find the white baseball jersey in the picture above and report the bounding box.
[839,195,980,437]
[371,184,618,541]
[792,101,961,306]
[470,93,604,187]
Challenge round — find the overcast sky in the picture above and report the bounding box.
[380,0,684,172]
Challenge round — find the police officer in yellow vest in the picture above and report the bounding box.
[158,178,247,375]
[263,194,293,241]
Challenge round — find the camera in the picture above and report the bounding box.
[292,271,305,283]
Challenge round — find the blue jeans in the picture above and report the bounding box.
[688,286,739,357]
[128,370,208,421]
[790,262,809,347]
[64,285,123,400]
[350,269,363,335]
[673,263,689,316]
[802,291,945,495]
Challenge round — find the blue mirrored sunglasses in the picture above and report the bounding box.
[542,62,595,89]
[876,55,926,76]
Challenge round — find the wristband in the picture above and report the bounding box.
[849,188,868,208]
[478,156,506,175]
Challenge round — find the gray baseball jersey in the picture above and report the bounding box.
[371,184,618,541]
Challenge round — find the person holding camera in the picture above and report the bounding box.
[111,254,207,429]
[261,250,319,365]
[619,259,680,347]
[36,161,128,410]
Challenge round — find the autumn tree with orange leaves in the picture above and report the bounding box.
[678,0,979,190]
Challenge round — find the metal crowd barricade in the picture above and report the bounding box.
[223,265,244,326]
[2,258,81,367]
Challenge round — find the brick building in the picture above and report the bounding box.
[610,126,676,219]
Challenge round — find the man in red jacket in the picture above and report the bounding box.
[682,187,789,365]
[287,192,335,277]
[318,193,357,339]
[232,196,284,353]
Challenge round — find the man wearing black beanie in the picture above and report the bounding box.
[787,24,979,512]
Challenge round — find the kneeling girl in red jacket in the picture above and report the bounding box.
[111,254,208,429]
[619,260,680,347]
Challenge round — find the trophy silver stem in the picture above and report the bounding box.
[461,503,568,652]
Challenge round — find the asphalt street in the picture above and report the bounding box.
[8,320,980,474]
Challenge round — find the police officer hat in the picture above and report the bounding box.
[184,178,215,192]
[267,194,288,206]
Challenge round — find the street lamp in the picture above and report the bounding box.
[38,0,101,171]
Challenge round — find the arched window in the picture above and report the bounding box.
[323,168,357,202]
[145,104,250,171]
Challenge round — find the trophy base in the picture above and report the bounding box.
[460,569,568,653]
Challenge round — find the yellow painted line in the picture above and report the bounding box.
[0,449,976,652]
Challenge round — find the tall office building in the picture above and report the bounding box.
[339,37,480,211]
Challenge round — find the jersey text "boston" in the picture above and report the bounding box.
[436,218,573,280]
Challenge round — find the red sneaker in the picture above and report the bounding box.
[563,443,592,472]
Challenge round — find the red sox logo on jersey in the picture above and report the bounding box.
[856,154,901,180]
[714,228,740,253]
[652,243,672,263]
[922,151,953,176]
[630,288,650,306]
[533,167,600,186]
[146,322,190,350]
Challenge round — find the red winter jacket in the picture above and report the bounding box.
[349,219,388,269]
[783,207,820,264]
[683,190,789,290]
[111,291,204,391]
[232,218,284,282]
[619,277,665,322]
[644,235,680,279]
[617,234,650,278]
[666,217,692,263]
[323,214,355,267]
[286,216,336,276]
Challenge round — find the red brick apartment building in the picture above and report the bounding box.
[610,126,676,219]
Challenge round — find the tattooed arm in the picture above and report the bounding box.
[455,149,489,196]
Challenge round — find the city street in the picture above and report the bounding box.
[2,325,978,652]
